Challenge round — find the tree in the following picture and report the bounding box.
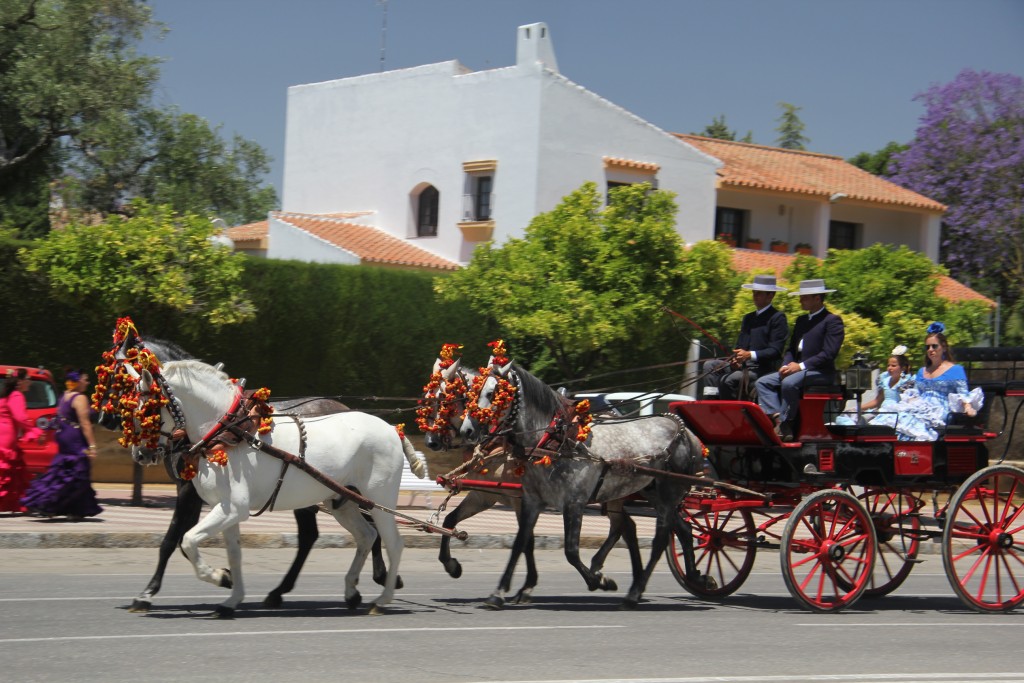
[888,69,1024,343]
[19,201,256,331]
[0,0,277,235]
[694,115,753,143]
[435,183,733,379]
[848,141,908,176]
[719,244,990,368]
[774,102,809,150]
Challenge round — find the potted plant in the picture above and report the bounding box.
[715,233,736,247]
[795,242,813,255]
[744,237,763,250]
[770,238,789,253]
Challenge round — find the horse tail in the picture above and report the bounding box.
[401,435,428,479]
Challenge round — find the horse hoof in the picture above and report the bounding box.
[444,560,463,579]
[601,576,618,592]
[213,605,235,619]
[620,599,639,611]
[482,596,505,610]
[128,599,151,613]
[510,590,533,605]
[368,603,386,616]
[218,569,233,589]
[263,592,284,609]
[346,592,362,610]
[395,576,404,590]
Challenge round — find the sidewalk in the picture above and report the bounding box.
[0,483,657,550]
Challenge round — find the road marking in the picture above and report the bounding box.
[0,624,621,644]
[453,675,1024,683]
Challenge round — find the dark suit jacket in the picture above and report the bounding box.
[784,308,845,374]
[735,306,788,375]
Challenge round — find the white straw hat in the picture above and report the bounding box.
[741,274,788,292]
[788,278,836,296]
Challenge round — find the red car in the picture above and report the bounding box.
[0,364,60,477]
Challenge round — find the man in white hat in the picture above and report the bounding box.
[703,274,789,400]
[755,279,845,440]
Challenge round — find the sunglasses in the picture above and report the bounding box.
[926,343,942,350]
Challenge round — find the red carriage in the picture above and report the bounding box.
[665,346,1024,613]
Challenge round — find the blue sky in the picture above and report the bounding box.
[140,0,1024,201]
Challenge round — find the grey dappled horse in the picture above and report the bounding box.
[422,355,645,603]
[460,357,705,609]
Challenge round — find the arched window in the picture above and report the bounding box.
[417,185,439,237]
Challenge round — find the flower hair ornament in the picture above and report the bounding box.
[927,321,945,335]
[891,345,908,357]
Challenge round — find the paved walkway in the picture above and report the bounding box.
[0,483,659,549]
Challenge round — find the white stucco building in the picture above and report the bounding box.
[228,21,968,302]
[279,22,720,265]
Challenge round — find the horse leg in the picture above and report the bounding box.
[369,516,404,589]
[439,491,497,579]
[623,506,691,610]
[329,502,377,611]
[129,481,203,613]
[216,523,245,618]
[180,503,247,616]
[485,496,541,610]
[367,507,404,614]
[563,502,617,592]
[263,505,319,608]
[510,497,539,604]
[590,500,642,582]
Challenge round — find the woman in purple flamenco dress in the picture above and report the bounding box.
[22,370,102,520]
[0,368,41,513]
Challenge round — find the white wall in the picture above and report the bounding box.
[268,218,361,265]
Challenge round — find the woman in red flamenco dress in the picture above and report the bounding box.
[0,369,41,513]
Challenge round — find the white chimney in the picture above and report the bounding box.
[516,22,558,73]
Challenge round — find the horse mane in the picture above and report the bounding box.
[511,362,572,445]
[145,337,196,363]
[161,359,234,395]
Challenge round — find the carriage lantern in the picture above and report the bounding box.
[844,352,873,416]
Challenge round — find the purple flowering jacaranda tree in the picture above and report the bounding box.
[889,69,1024,326]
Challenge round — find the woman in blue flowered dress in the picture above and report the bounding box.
[874,323,983,441]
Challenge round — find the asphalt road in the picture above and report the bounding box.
[1,548,1022,683]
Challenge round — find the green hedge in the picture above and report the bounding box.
[0,242,498,409]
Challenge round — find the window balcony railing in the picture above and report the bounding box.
[459,192,496,242]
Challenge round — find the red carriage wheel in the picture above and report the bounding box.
[855,488,922,598]
[669,505,756,599]
[780,489,876,612]
[941,464,1024,613]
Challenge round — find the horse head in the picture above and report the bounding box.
[461,344,575,447]
[417,346,477,451]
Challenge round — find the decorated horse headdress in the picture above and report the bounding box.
[416,343,469,442]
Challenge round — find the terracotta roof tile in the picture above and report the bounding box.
[225,220,268,243]
[728,248,994,307]
[603,156,660,173]
[275,212,459,271]
[675,135,946,213]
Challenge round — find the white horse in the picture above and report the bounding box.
[134,359,414,617]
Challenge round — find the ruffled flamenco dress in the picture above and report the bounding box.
[0,391,39,513]
[21,392,102,518]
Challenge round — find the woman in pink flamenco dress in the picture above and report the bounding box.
[0,369,41,513]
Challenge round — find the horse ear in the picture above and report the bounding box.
[494,359,513,376]
[441,357,461,381]
[140,368,154,385]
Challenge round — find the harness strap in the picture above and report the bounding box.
[251,415,308,517]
